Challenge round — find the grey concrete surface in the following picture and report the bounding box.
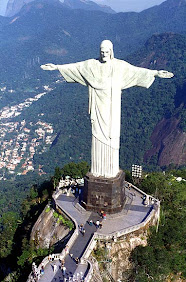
[38,186,151,281]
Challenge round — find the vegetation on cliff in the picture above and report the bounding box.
[130,169,186,281]
[0,178,53,281]
[0,162,88,281]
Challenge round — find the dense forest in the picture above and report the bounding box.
[0,173,48,216]
[0,161,89,281]
[130,169,186,281]
[14,32,185,173]
[0,0,185,84]
[0,176,54,281]
[0,0,185,176]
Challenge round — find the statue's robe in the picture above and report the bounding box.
[57,58,156,178]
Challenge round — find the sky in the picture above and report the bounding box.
[94,0,166,12]
[0,0,166,16]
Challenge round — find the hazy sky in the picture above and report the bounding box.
[94,0,166,12]
[0,0,166,16]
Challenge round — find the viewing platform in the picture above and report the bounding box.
[29,183,159,282]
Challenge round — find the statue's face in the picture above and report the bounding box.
[100,47,111,62]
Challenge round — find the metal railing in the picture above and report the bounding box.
[27,182,160,281]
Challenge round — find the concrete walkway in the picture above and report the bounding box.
[39,187,152,281]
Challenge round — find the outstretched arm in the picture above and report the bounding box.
[40,63,58,71]
[121,61,174,90]
[40,61,88,86]
[155,70,174,78]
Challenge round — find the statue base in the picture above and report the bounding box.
[83,170,126,214]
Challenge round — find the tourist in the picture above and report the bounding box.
[100,210,104,218]
[53,263,57,273]
[61,259,65,268]
[79,224,84,232]
[65,245,69,255]
[40,265,44,275]
[89,219,93,226]
[75,257,79,265]
[62,266,66,276]
[82,228,85,236]
[96,220,100,228]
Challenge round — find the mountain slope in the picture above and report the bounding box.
[121,33,186,169]
[5,0,115,17]
[144,116,186,167]
[62,0,115,13]
[14,33,185,173]
[5,0,34,17]
[0,0,185,175]
[0,0,185,87]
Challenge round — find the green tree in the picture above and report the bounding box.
[29,185,39,200]
[61,161,89,179]
[53,166,62,187]
[0,212,20,258]
[77,161,90,178]
[130,170,186,281]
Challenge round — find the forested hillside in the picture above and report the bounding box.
[0,0,185,86]
[15,32,185,173]
[130,170,186,281]
[0,0,185,175]
[121,33,186,169]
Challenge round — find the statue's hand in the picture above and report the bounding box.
[40,63,58,71]
[157,70,174,78]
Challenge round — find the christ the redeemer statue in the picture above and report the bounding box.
[41,40,173,178]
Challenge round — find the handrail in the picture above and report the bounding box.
[125,181,158,202]
[27,201,79,281]
[81,206,157,261]
[27,182,160,281]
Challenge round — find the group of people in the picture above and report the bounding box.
[88,210,107,229]
[36,210,108,280]
[50,260,67,279]
[100,210,107,220]
[95,220,102,229]
[69,253,80,266]
[60,259,66,276]
[38,256,66,279]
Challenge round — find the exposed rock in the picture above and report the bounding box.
[89,255,103,282]
[89,209,160,281]
[90,222,156,282]
[110,228,148,281]
[30,207,69,248]
[6,0,33,17]
[144,117,186,167]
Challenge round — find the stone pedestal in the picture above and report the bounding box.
[83,170,126,213]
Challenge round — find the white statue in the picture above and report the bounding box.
[41,40,174,178]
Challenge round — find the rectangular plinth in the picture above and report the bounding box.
[83,170,126,213]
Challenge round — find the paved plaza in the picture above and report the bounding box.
[38,186,152,281]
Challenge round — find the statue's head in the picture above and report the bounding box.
[100,40,114,62]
